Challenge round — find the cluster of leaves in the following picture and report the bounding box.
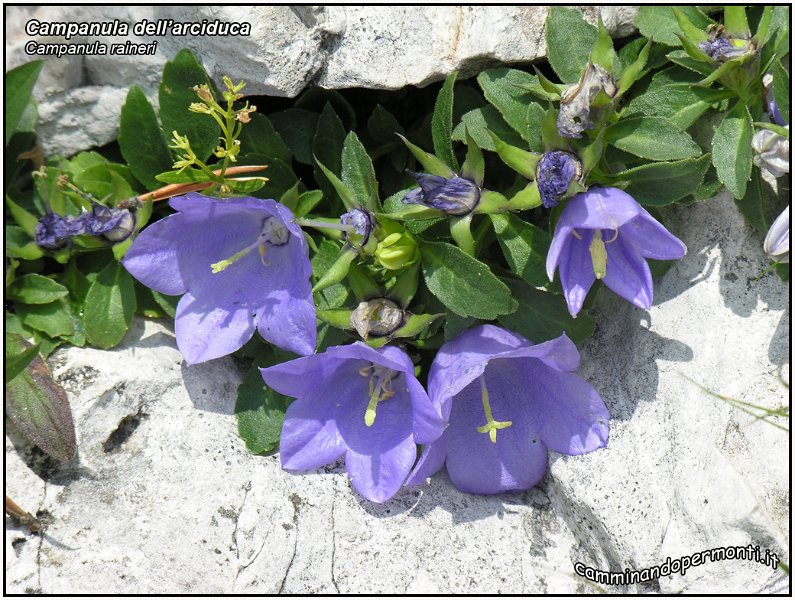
[5,6,789,461]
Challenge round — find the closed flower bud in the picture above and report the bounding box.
[374,232,419,271]
[752,127,789,178]
[764,206,790,263]
[536,151,582,208]
[340,208,373,248]
[557,63,617,139]
[350,298,405,339]
[402,172,480,216]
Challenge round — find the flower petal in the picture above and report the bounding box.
[443,364,549,494]
[521,362,609,455]
[404,436,449,486]
[260,355,349,398]
[621,212,687,260]
[175,292,255,364]
[558,229,596,317]
[546,223,573,281]
[602,236,653,309]
[122,213,188,295]
[280,396,346,471]
[558,187,643,230]
[405,375,445,444]
[345,436,416,503]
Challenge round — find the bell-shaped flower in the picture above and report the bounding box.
[764,206,790,264]
[546,187,687,316]
[402,172,480,216]
[406,325,609,495]
[752,127,789,178]
[536,151,582,208]
[261,342,445,503]
[122,193,316,363]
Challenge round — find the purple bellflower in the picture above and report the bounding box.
[764,206,790,264]
[536,151,582,208]
[261,342,445,503]
[122,193,316,363]
[402,172,480,215]
[546,187,687,316]
[406,325,609,495]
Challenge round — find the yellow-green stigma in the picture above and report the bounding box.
[475,373,512,443]
[588,229,617,280]
[210,217,288,274]
[360,364,397,427]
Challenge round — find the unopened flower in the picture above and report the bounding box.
[86,203,135,243]
[764,206,790,263]
[374,231,419,271]
[261,342,444,502]
[699,26,755,62]
[350,298,405,339]
[762,74,787,126]
[536,151,582,208]
[339,208,373,248]
[546,187,686,316]
[123,193,316,363]
[752,127,789,178]
[402,172,480,216]
[406,325,609,495]
[34,212,89,249]
[557,62,617,139]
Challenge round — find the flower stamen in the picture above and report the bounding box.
[363,365,397,427]
[475,373,512,443]
[604,229,619,244]
[589,230,608,279]
[210,217,288,273]
[571,229,583,240]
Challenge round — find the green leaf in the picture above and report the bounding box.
[666,50,714,76]
[625,84,733,130]
[5,195,40,238]
[5,60,43,144]
[754,6,774,46]
[490,213,551,287]
[431,71,459,171]
[396,134,455,178]
[118,85,173,190]
[460,127,484,186]
[617,39,651,97]
[7,274,69,305]
[295,190,324,218]
[368,104,405,142]
[634,6,713,46]
[237,113,291,164]
[487,131,540,180]
[83,260,137,349]
[712,102,753,199]
[590,16,617,72]
[313,102,347,205]
[312,239,350,311]
[605,116,701,161]
[341,131,379,212]
[312,245,357,293]
[235,361,292,455]
[19,300,75,338]
[672,7,708,43]
[269,108,319,165]
[772,60,790,124]
[237,154,298,201]
[498,278,595,345]
[735,168,766,233]
[314,158,359,212]
[159,49,219,162]
[73,165,136,204]
[5,333,76,461]
[451,106,528,151]
[421,241,517,319]
[612,155,711,206]
[545,7,598,83]
[5,336,41,384]
[477,69,545,146]
[723,6,750,38]
[151,291,179,319]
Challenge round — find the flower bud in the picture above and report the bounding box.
[340,208,373,248]
[193,84,214,104]
[402,173,480,216]
[764,206,790,263]
[536,151,583,208]
[752,127,789,178]
[87,204,136,243]
[374,232,419,271]
[557,63,617,139]
[350,298,405,339]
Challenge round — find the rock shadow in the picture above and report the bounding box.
[180,359,243,414]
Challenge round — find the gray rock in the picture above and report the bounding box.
[5,193,789,593]
[6,5,638,157]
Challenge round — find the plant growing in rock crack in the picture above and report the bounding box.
[5,7,790,506]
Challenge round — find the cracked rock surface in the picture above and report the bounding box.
[5,5,637,157]
[4,196,789,593]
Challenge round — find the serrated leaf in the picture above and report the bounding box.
[5,60,43,144]
[237,112,291,164]
[432,71,459,171]
[490,213,551,287]
[772,60,790,124]
[159,49,219,163]
[7,274,69,305]
[313,102,347,205]
[341,131,379,212]
[498,277,595,345]
[605,116,701,161]
[84,260,137,348]
[634,6,713,46]
[625,83,732,130]
[73,165,136,204]
[545,7,598,83]
[612,155,711,206]
[5,333,76,461]
[712,102,753,199]
[477,69,545,147]
[735,167,766,233]
[5,336,40,384]
[235,362,292,455]
[451,106,527,151]
[118,85,173,190]
[19,300,75,338]
[421,241,517,319]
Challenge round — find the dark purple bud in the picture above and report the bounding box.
[536,151,582,209]
[34,212,90,249]
[340,208,373,245]
[87,203,136,243]
[698,37,733,60]
[699,35,754,62]
[763,74,787,126]
[402,173,480,216]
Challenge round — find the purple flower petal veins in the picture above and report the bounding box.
[405,325,609,495]
[402,172,480,215]
[546,187,686,316]
[261,342,445,503]
[122,193,316,363]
